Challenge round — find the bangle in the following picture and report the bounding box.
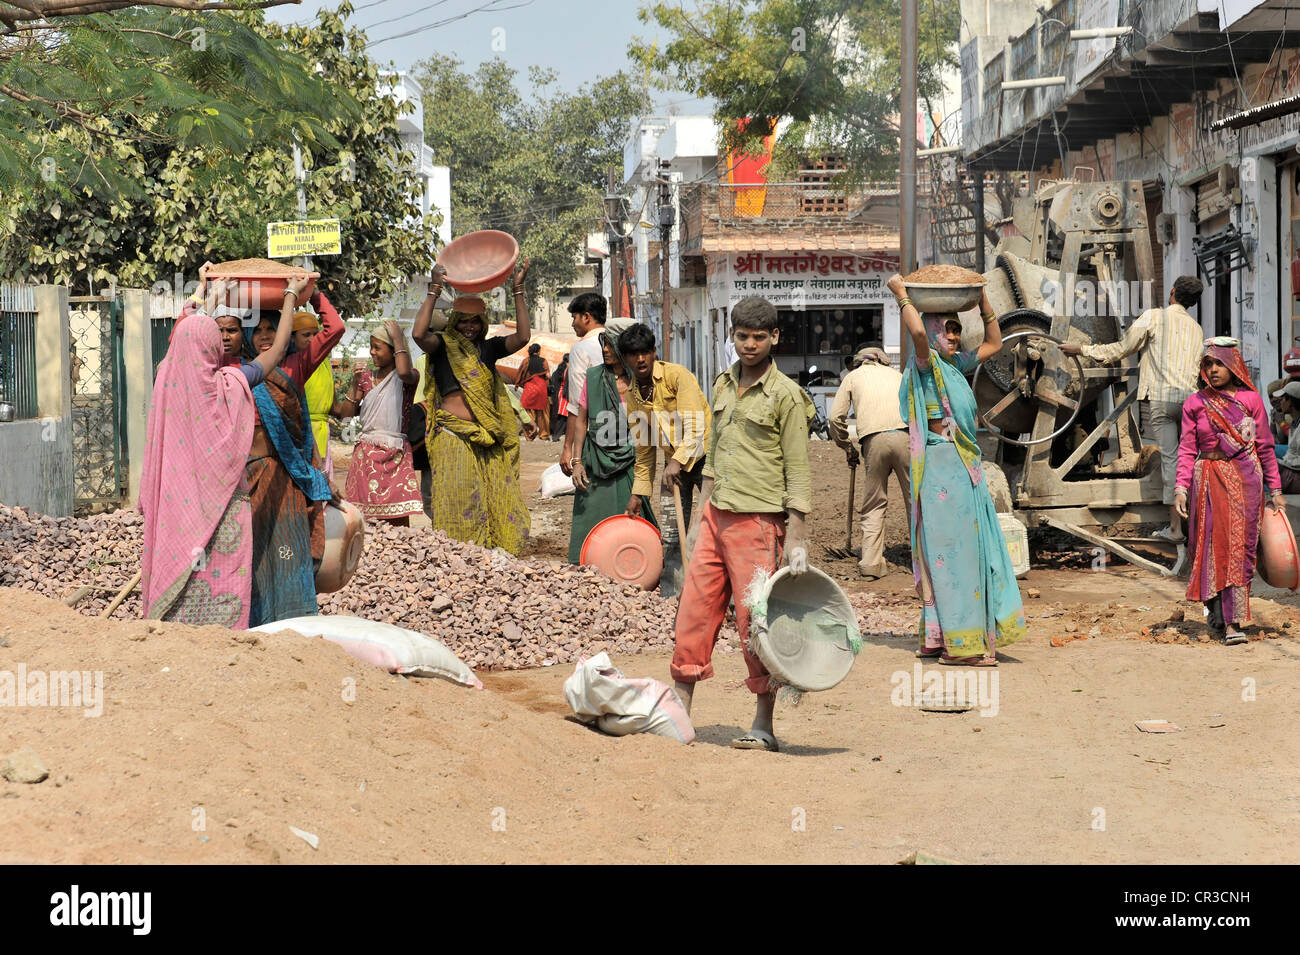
[897,296,913,309]
[569,457,580,466]
[982,312,997,324]
[283,289,298,302]
[394,349,409,355]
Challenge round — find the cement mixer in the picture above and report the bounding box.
[958,178,1180,575]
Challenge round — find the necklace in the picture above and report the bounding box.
[637,379,654,401]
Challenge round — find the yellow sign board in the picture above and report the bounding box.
[267,219,342,257]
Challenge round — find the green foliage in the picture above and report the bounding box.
[628,0,960,181]
[413,55,648,296]
[0,4,438,316]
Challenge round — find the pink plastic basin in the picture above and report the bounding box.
[436,230,520,293]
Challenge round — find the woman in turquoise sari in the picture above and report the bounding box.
[888,274,1027,666]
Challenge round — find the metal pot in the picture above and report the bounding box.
[316,500,365,594]
[0,402,15,423]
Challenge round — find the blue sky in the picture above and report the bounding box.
[269,0,712,112]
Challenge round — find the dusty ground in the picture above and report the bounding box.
[1,438,1298,863]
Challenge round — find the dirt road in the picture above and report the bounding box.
[1,438,1297,863]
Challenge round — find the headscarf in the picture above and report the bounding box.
[1196,337,1259,461]
[451,295,486,316]
[139,314,255,620]
[370,324,393,347]
[1200,337,1255,393]
[584,317,639,480]
[292,312,319,333]
[856,346,889,367]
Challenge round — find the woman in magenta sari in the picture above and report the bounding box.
[1174,338,1285,645]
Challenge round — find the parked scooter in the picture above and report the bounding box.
[803,365,831,441]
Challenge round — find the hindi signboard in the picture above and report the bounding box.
[267,219,342,258]
[719,250,901,309]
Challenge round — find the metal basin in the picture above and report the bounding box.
[903,282,984,314]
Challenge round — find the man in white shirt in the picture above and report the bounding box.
[559,292,609,477]
[828,346,910,579]
[1061,275,1204,540]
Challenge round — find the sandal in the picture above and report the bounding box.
[939,654,997,667]
[1153,526,1186,543]
[1224,629,1248,646]
[731,730,779,752]
[915,647,943,659]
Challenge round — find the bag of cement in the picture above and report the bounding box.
[251,615,483,689]
[563,652,694,743]
[539,462,575,498]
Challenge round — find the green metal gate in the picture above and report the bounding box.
[0,283,38,419]
[69,294,126,514]
[150,312,173,380]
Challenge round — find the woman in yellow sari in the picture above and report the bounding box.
[411,262,532,554]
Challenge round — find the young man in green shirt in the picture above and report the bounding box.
[672,296,814,752]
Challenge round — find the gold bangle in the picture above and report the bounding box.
[897,296,913,309]
[982,312,997,324]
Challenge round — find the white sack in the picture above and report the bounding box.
[562,652,694,743]
[539,462,575,498]
[252,615,483,689]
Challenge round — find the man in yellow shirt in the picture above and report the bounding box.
[618,323,712,530]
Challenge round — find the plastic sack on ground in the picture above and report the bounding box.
[539,462,575,498]
[563,652,694,743]
[251,615,484,689]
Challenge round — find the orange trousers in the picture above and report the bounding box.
[671,502,785,694]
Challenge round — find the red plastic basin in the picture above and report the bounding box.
[206,259,318,311]
[580,515,663,590]
[1258,506,1299,591]
[436,230,519,293]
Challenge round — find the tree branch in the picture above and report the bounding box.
[0,0,299,33]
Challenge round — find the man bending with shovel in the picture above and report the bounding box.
[828,347,911,579]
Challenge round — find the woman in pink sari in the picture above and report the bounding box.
[139,290,298,627]
[1174,338,1285,645]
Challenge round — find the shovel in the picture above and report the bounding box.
[825,462,858,560]
[659,486,684,598]
[673,484,691,578]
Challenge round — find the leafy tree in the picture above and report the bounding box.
[413,54,648,296]
[0,4,438,316]
[628,0,960,181]
[0,1,347,196]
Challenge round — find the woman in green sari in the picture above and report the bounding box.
[569,317,657,562]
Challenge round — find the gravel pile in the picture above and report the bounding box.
[0,505,742,670]
[0,505,916,669]
[0,505,145,618]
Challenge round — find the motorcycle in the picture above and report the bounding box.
[803,364,831,441]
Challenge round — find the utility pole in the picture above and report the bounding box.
[900,0,917,365]
[605,167,623,319]
[658,160,674,362]
[292,136,312,274]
